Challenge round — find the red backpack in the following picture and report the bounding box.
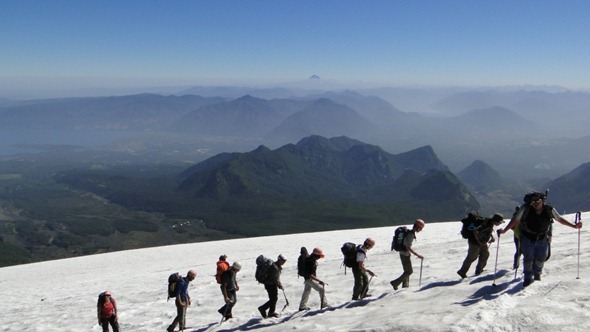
[216,261,230,284]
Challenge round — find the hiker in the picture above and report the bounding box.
[390,219,425,290]
[352,238,376,300]
[218,262,241,320]
[457,213,504,278]
[258,254,287,318]
[298,247,329,311]
[216,254,230,293]
[97,290,119,332]
[167,269,196,332]
[499,192,582,287]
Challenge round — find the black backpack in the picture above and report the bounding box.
[255,255,274,284]
[167,272,181,301]
[297,247,309,277]
[460,212,486,240]
[391,226,410,251]
[341,242,358,268]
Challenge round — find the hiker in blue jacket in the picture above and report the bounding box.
[167,269,196,332]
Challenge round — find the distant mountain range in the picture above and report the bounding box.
[175,135,478,235]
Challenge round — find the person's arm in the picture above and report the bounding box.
[499,209,523,235]
[111,297,118,320]
[357,255,375,276]
[97,303,102,325]
[408,246,423,260]
[552,208,583,229]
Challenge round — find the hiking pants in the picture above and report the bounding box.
[391,254,413,288]
[458,242,490,275]
[100,315,120,332]
[352,265,369,300]
[219,289,237,317]
[299,278,328,310]
[168,298,187,331]
[520,235,549,282]
[260,283,279,314]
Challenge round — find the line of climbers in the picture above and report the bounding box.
[96,191,583,332]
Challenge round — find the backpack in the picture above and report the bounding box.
[255,255,274,284]
[167,272,181,301]
[216,261,230,284]
[297,247,309,277]
[341,242,358,268]
[391,226,410,251]
[461,211,487,242]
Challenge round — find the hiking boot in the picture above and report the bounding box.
[268,312,280,318]
[258,306,267,318]
[166,327,174,332]
[352,297,359,301]
[534,273,541,281]
[475,269,483,276]
[362,293,372,299]
[299,306,310,311]
[457,270,467,279]
[390,280,398,290]
[523,279,534,287]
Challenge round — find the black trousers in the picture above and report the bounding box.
[260,283,279,313]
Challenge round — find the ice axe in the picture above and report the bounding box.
[281,288,289,312]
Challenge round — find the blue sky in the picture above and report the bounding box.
[1,0,590,95]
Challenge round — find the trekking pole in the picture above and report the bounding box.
[576,211,581,279]
[419,259,424,287]
[492,232,501,287]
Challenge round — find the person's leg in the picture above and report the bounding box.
[109,315,120,332]
[401,254,413,287]
[352,266,362,299]
[458,243,479,276]
[259,284,272,315]
[307,279,329,307]
[360,270,369,296]
[268,285,278,314]
[513,236,521,269]
[100,318,109,332]
[533,238,549,279]
[226,290,237,317]
[520,236,535,285]
[391,254,412,288]
[475,244,490,274]
[299,280,312,310]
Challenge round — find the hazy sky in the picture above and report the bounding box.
[2,0,590,95]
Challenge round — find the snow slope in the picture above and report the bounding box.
[0,213,588,332]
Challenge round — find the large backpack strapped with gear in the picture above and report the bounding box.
[167,272,181,301]
[255,255,274,284]
[216,261,230,284]
[341,242,358,268]
[391,226,410,251]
